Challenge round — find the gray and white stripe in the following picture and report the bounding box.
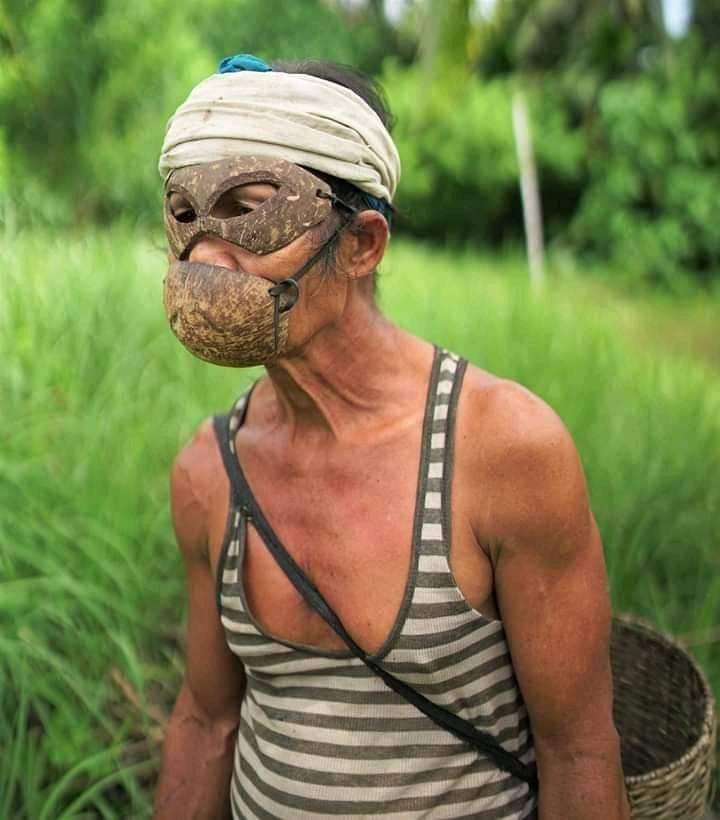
[218,349,536,818]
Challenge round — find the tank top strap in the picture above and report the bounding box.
[226,383,255,440]
[416,349,468,560]
[212,382,259,614]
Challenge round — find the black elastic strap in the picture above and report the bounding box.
[267,210,356,355]
[211,412,537,791]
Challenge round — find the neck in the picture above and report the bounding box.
[265,297,429,445]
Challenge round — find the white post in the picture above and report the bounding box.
[512,89,545,292]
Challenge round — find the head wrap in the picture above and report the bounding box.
[158,59,401,203]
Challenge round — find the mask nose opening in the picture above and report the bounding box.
[178,231,214,261]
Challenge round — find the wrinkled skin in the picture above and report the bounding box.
[164,260,290,367]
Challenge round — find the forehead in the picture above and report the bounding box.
[165,155,326,197]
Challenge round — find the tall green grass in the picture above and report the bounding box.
[1,227,718,817]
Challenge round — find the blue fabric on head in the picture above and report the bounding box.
[218,54,272,74]
[362,193,394,228]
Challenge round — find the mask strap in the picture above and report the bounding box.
[267,197,359,356]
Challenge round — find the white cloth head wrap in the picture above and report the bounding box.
[158,71,400,202]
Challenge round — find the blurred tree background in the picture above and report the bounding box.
[1,0,719,287]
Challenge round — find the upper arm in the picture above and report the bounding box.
[478,384,617,753]
[171,419,246,721]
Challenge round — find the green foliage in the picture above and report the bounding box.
[1,226,719,815]
[0,0,389,225]
[569,38,720,287]
[81,1,216,221]
[0,227,247,816]
[479,0,664,80]
[2,1,720,284]
[383,63,584,242]
[472,0,720,285]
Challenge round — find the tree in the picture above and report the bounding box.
[0,0,405,224]
[477,0,665,85]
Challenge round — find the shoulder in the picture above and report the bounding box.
[171,416,228,562]
[457,365,591,556]
[457,363,573,455]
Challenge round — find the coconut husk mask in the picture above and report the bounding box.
[162,156,349,368]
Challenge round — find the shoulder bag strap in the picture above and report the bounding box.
[211,414,538,791]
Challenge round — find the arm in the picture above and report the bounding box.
[154,421,246,820]
[479,384,630,820]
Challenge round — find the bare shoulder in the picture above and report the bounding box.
[459,363,574,456]
[171,417,227,563]
[457,364,591,556]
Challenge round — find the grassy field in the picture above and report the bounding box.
[1,226,719,817]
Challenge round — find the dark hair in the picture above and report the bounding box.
[271,60,396,290]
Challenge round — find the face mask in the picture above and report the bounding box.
[163,260,293,367]
[163,155,334,260]
[162,156,357,368]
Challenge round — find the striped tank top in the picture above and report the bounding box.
[216,348,537,819]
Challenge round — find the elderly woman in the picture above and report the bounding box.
[154,55,629,820]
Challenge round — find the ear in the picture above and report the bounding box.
[339,210,389,281]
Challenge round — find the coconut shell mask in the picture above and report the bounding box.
[162,157,355,368]
[164,260,292,367]
[163,156,333,259]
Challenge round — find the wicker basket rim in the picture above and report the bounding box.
[613,613,717,786]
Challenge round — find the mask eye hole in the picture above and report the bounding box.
[211,183,278,219]
[168,192,196,224]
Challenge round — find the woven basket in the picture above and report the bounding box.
[611,615,717,819]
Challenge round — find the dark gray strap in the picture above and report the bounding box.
[267,208,355,354]
[211,370,537,790]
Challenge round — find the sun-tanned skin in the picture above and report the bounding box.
[153,186,631,819]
